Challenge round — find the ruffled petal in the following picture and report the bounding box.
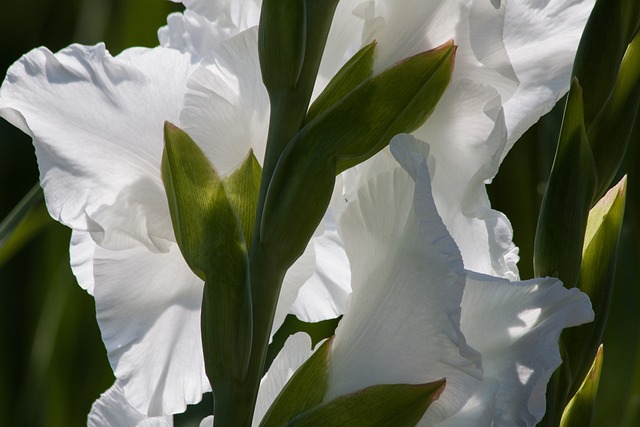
[461,272,594,425]
[315,0,522,280]
[70,230,96,294]
[177,0,261,30]
[159,10,226,59]
[0,44,196,252]
[159,0,260,59]
[502,0,595,150]
[414,93,520,279]
[92,243,209,416]
[88,382,173,427]
[322,0,517,95]
[328,142,482,425]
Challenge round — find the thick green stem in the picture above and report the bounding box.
[210,2,340,425]
[212,245,286,427]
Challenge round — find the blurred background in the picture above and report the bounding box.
[0,0,638,426]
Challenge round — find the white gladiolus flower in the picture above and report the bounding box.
[0,0,595,424]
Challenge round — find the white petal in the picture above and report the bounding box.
[70,230,96,294]
[159,10,226,58]
[312,0,368,98]
[435,379,498,427]
[502,0,595,150]
[180,27,269,176]
[159,0,260,59]
[93,243,209,416]
[252,333,314,426]
[329,154,482,425]
[325,0,516,94]
[272,244,316,336]
[179,0,261,30]
[461,272,594,425]
[0,44,196,252]
[290,208,351,322]
[199,416,214,427]
[88,382,172,427]
[394,116,519,280]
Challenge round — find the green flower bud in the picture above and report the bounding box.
[560,346,604,427]
[162,121,253,390]
[261,41,456,268]
[563,177,626,396]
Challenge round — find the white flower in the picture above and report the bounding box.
[0,0,595,423]
[317,136,593,425]
[201,142,595,424]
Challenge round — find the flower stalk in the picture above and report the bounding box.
[224,1,340,425]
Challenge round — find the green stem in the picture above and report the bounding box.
[210,2,340,425]
[212,245,286,426]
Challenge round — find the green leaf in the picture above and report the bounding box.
[162,121,252,383]
[265,315,342,376]
[534,78,597,288]
[260,338,333,427]
[223,150,262,251]
[562,177,627,396]
[0,184,44,248]
[261,41,456,267]
[560,345,604,427]
[285,380,446,427]
[0,184,48,267]
[572,0,640,126]
[306,41,377,123]
[258,0,307,92]
[587,33,640,201]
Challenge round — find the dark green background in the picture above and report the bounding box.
[0,1,638,425]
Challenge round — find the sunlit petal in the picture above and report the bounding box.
[88,382,173,427]
[461,272,594,424]
[253,333,314,425]
[0,44,195,252]
[329,142,482,425]
[502,0,595,149]
[92,243,208,416]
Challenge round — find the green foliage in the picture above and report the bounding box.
[258,0,307,92]
[260,338,332,427]
[572,0,639,126]
[562,178,626,397]
[534,79,597,288]
[305,41,377,123]
[0,184,47,267]
[222,151,262,251]
[560,346,604,427]
[285,380,446,427]
[261,42,456,267]
[534,2,640,425]
[587,33,640,200]
[257,0,340,186]
[162,122,253,386]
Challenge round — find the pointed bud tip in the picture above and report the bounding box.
[426,378,446,401]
